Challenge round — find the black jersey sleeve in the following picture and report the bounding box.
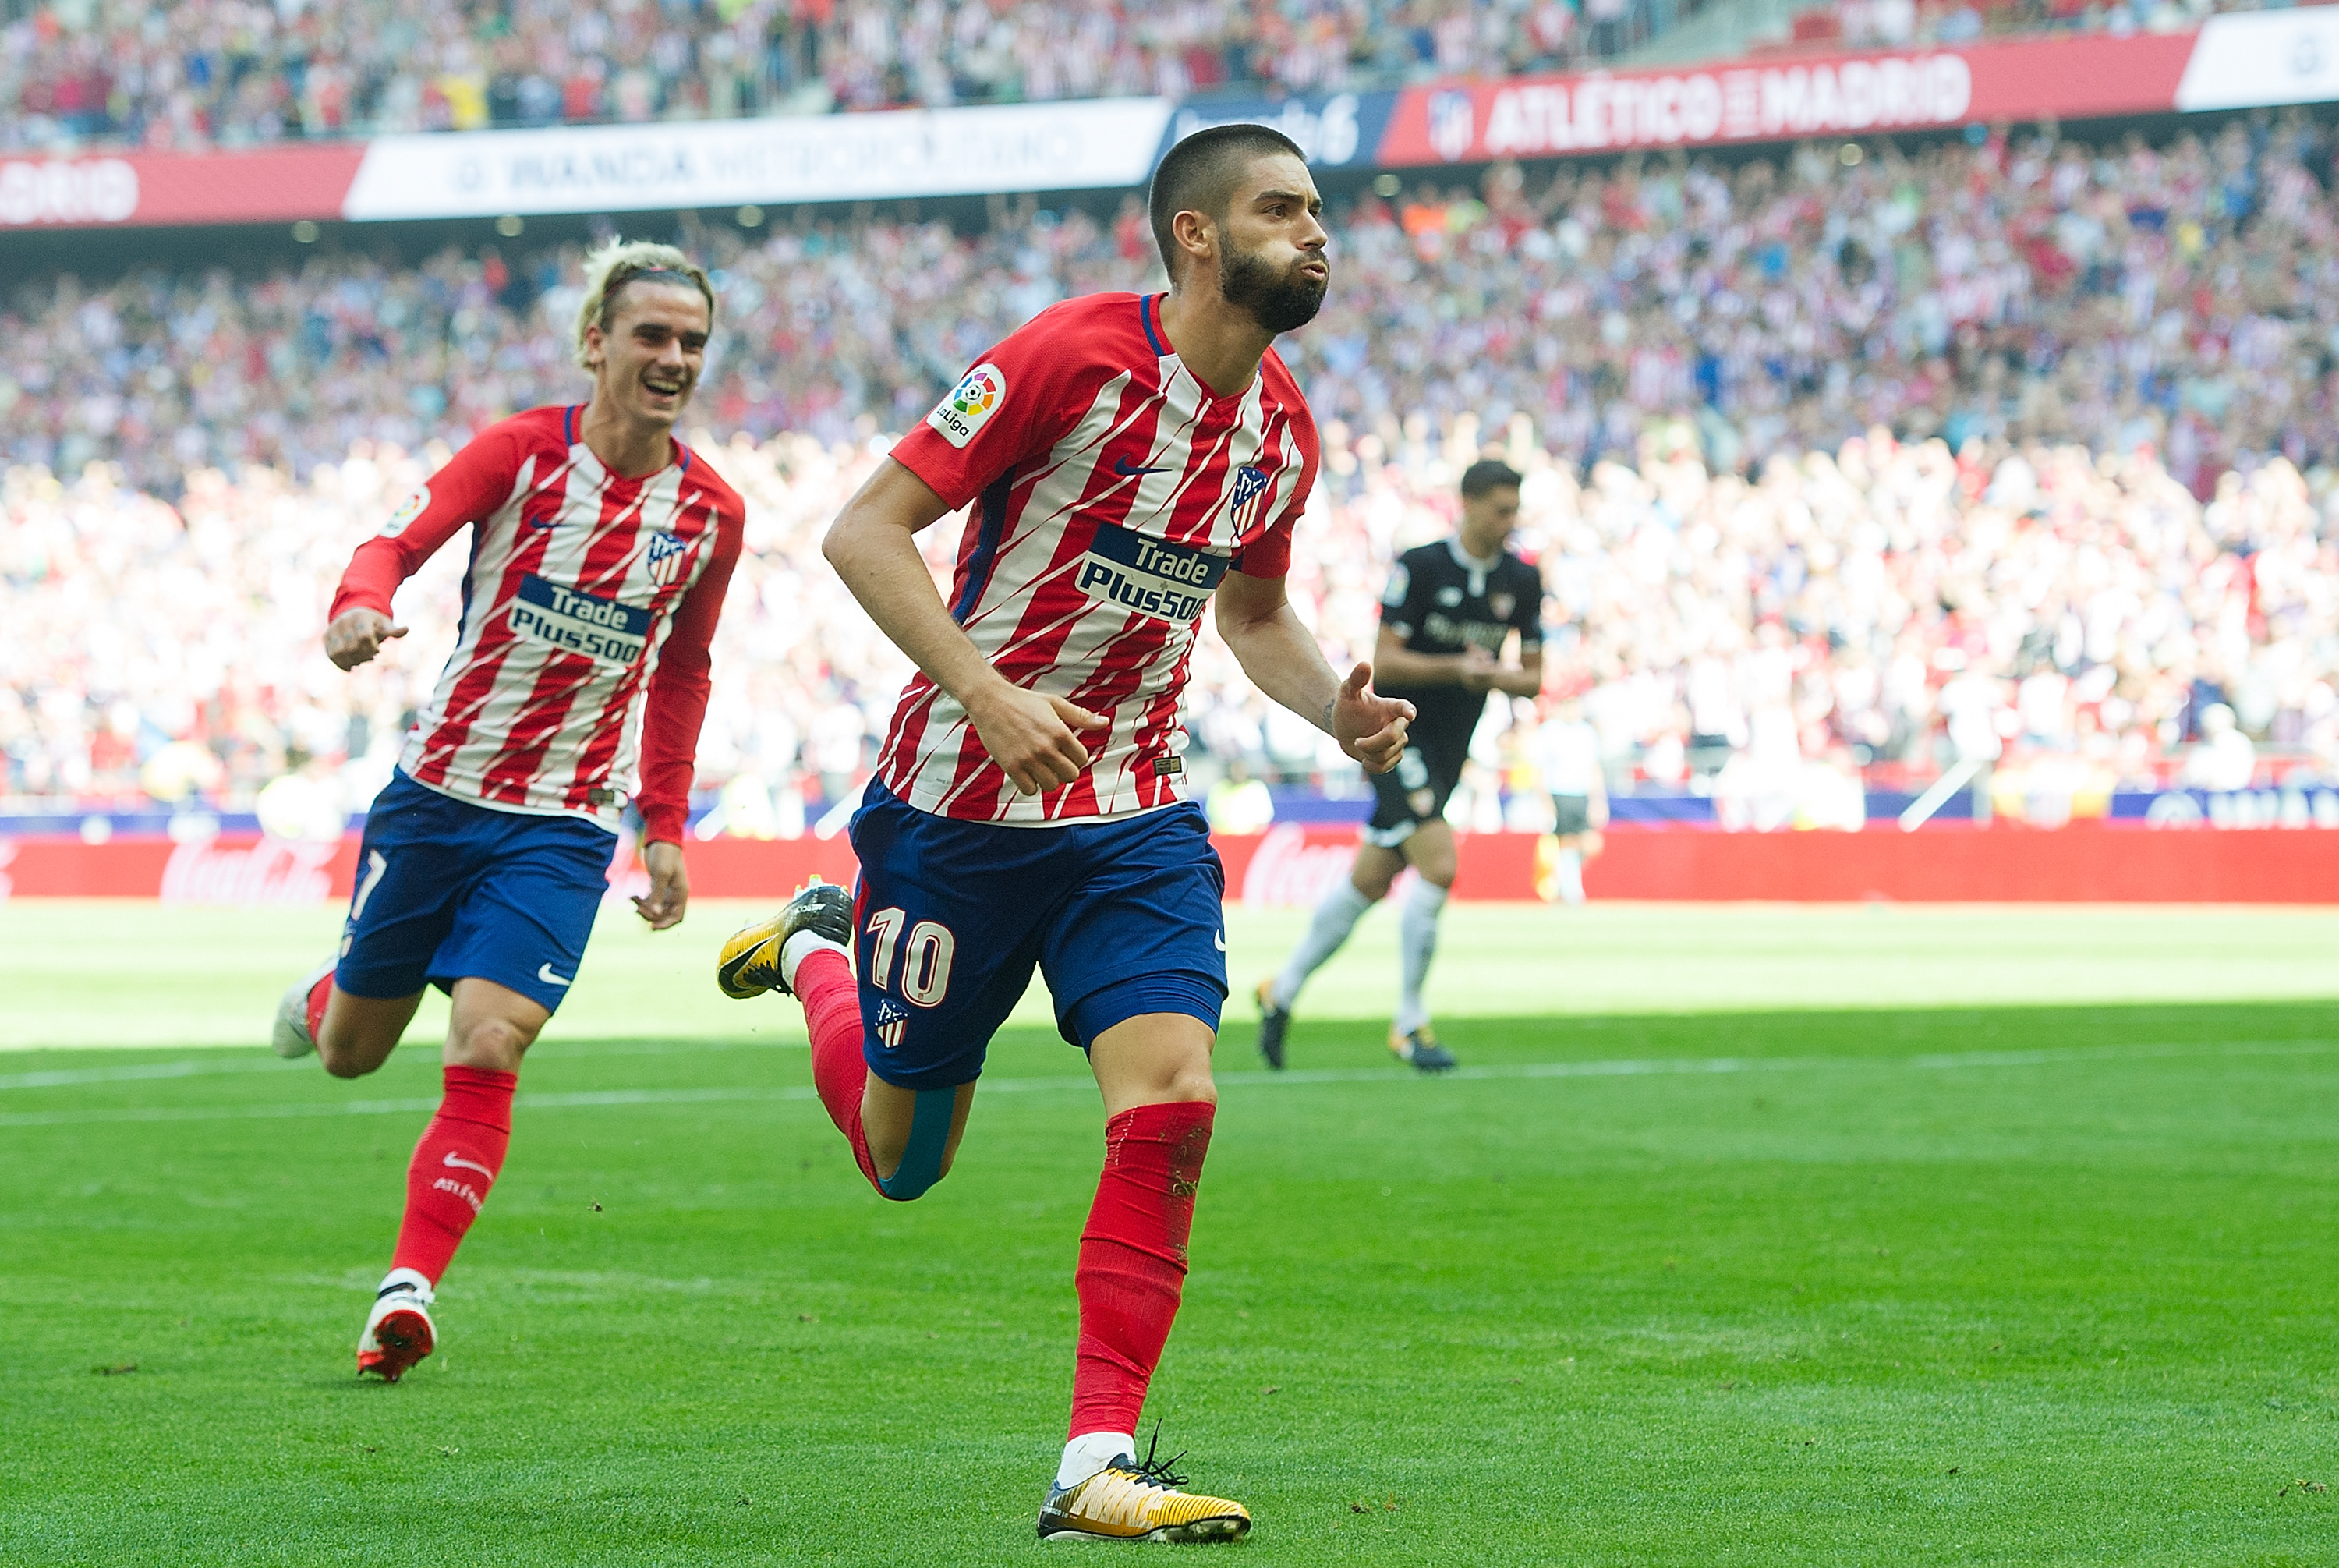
[1378,546,1435,642]
[1507,559,1547,652]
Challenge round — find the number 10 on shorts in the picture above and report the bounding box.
[864,907,957,1007]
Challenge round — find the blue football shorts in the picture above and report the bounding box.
[846,778,1229,1091]
[335,770,617,1014]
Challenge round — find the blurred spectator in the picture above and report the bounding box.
[2182,701,2256,791]
[1530,694,1605,899]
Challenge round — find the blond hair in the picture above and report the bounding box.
[572,237,717,369]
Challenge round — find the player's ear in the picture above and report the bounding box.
[1170,208,1216,275]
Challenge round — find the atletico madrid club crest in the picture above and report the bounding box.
[646,530,691,588]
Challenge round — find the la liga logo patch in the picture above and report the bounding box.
[928,362,1005,449]
[380,486,430,538]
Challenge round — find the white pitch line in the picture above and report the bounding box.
[0,1057,307,1091]
[0,1034,805,1092]
[1,1039,2330,1130]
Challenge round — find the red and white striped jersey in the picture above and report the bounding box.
[881,292,1320,825]
[331,405,745,844]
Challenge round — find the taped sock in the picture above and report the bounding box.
[780,927,847,992]
[1056,1429,1138,1488]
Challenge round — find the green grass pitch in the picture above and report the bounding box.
[3,898,2335,1565]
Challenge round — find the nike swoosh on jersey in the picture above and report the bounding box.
[1112,456,1171,476]
[538,963,573,986]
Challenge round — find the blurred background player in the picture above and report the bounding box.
[265,239,745,1381]
[1256,458,1545,1072]
[1534,694,1608,904]
[717,125,1411,1543]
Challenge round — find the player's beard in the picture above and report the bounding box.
[1219,239,1327,335]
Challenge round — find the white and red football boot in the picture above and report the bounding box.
[357,1269,436,1382]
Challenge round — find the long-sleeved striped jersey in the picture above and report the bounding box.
[331,405,744,843]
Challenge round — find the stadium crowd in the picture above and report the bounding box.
[2,0,1609,150]
[1787,0,2281,51]
[8,115,2339,823]
[6,405,2335,831]
[3,0,2309,154]
[11,116,2339,497]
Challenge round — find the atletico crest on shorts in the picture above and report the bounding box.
[875,998,909,1049]
[646,529,691,587]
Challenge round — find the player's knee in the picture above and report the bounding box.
[317,1042,375,1080]
[1156,1059,1218,1106]
[449,1014,533,1070]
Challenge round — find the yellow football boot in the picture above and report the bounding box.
[716,880,851,999]
[1389,1023,1457,1073]
[1036,1443,1251,1545]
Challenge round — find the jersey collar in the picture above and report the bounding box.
[1445,536,1500,574]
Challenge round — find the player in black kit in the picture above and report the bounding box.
[1255,458,1544,1071]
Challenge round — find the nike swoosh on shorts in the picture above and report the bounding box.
[538,963,573,986]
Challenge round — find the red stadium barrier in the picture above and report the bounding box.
[1582,823,2339,904]
[7,823,2337,904]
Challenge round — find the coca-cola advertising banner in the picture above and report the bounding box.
[1378,30,2200,166]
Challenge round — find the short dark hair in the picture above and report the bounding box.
[1149,122,1308,281]
[1460,458,1524,498]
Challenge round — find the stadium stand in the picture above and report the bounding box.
[2,0,1676,150]
[6,119,2334,494]
[1775,0,2288,53]
[5,118,2338,823]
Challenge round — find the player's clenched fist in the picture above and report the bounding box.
[966,681,1110,796]
[1330,661,1413,774]
[324,607,407,671]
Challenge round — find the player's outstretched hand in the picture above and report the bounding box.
[633,840,689,930]
[968,681,1109,796]
[325,607,407,671]
[1331,662,1414,774]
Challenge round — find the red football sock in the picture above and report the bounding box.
[797,948,886,1194]
[389,1065,516,1288]
[305,972,331,1039]
[1070,1100,1216,1439]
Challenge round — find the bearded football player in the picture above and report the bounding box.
[267,239,745,1382]
[718,124,1413,1541]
